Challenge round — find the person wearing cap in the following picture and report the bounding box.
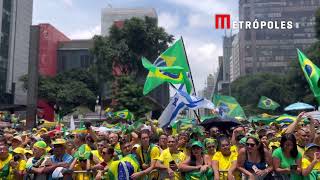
[236,135,273,180]
[42,139,73,180]
[0,144,12,179]
[9,147,27,180]
[25,141,48,180]
[70,150,91,180]
[301,143,320,178]
[131,129,160,180]
[178,141,213,180]
[155,135,187,180]
[212,136,238,180]
[204,138,216,163]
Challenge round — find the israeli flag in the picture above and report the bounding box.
[159,89,215,128]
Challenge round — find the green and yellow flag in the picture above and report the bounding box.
[297,49,320,102]
[212,94,246,119]
[257,96,280,110]
[143,39,192,95]
[114,109,134,121]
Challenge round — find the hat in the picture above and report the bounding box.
[52,139,66,145]
[132,144,140,149]
[39,128,48,133]
[33,141,47,149]
[239,137,247,145]
[12,136,22,142]
[24,149,33,155]
[268,142,280,149]
[204,138,216,147]
[191,141,204,149]
[306,143,320,151]
[13,147,25,154]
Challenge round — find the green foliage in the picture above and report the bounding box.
[92,16,173,80]
[21,69,98,115]
[91,16,173,118]
[112,76,152,118]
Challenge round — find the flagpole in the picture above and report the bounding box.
[180,37,201,123]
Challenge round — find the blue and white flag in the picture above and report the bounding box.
[159,89,215,128]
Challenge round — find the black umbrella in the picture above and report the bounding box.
[200,116,241,131]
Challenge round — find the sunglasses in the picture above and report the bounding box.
[246,143,256,147]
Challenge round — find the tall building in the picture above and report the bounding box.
[222,35,234,81]
[230,34,240,82]
[238,0,320,78]
[101,7,157,35]
[0,0,33,108]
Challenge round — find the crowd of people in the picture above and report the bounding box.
[0,111,320,179]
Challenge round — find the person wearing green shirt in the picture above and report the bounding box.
[272,133,302,179]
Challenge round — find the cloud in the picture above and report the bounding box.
[68,24,101,39]
[188,13,212,29]
[182,37,222,92]
[158,12,180,33]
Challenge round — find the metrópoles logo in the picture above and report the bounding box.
[215,14,299,30]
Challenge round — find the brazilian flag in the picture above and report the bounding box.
[142,38,192,95]
[114,109,134,121]
[212,94,246,119]
[297,49,320,102]
[257,96,280,110]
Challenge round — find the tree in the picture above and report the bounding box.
[224,73,293,116]
[92,17,173,118]
[21,69,98,115]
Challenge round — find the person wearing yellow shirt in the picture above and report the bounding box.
[177,132,189,155]
[0,145,12,179]
[92,141,106,164]
[212,136,238,180]
[70,151,92,180]
[301,143,320,178]
[9,147,27,180]
[131,130,160,180]
[156,135,186,180]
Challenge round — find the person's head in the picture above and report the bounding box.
[97,141,106,153]
[259,135,268,147]
[205,138,216,155]
[210,127,219,138]
[32,141,47,159]
[74,133,86,147]
[297,127,311,147]
[280,133,298,158]
[0,145,9,160]
[109,133,119,146]
[102,147,114,162]
[217,136,231,156]
[246,136,265,161]
[40,134,52,145]
[140,130,150,147]
[120,139,132,156]
[191,141,204,157]
[159,134,168,149]
[305,143,320,159]
[167,136,178,152]
[52,139,67,157]
[178,132,189,147]
[12,136,22,149]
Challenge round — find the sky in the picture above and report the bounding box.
[33,0,238,93]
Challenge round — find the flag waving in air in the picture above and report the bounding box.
[143,38,192,95]
[297,49,320,102]
[257,96,280,110]
[212,94,246,119]
[159,89,215,128]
